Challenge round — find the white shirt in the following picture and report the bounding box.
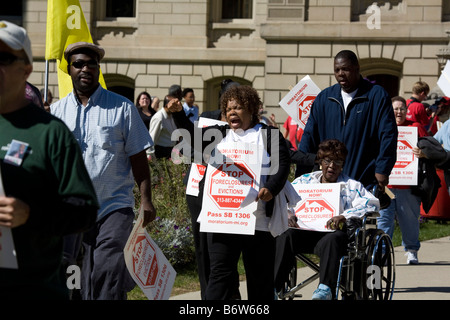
[222,124,271,231]
[149,107,178,147]
[341,88,358,112]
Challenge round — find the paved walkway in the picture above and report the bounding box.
[170,236,450,300]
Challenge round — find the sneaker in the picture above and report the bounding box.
[405,250,419,265]
[311,284,332,300]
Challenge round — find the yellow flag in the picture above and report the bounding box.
[45,0,106,99]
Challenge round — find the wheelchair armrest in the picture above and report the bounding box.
[346,211,379,244]
[362,211,379,231]
[363,211,380,218]
[346,211,378,228]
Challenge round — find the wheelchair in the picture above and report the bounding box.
[277,211,396,300]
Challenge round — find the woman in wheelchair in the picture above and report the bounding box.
[274,139,380,300]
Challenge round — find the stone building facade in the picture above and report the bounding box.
[4,0,450,126]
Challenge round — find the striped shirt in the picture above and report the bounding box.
[51,86,153,220]
[434,118,450,151]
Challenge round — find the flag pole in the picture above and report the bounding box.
[44,60,49,103]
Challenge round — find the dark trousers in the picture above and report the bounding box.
[155,145,173,159]
[205,231,275,300]
[186,194,210,300]
[274,228,348,295]
[62,233,84,299]
[80,208,135,300]
[63,234,83,268]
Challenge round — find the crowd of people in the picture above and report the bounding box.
[2,20,450,301]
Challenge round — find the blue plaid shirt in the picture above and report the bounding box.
[51,86,153,220]
[183,102,199,123]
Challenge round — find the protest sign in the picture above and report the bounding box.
[124,211,176,300]
[0,227,17,269]
[197,117,227,128]
[185,117,227,197]
[0,168,18,269]
[186,163,206,197]
[292,183,341,232]
[437,60,450,97]
[198,140,263,235]
[388,126,418,186]
[279,75,321,129]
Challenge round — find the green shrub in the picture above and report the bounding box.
[148,216,195,267]
[134,157,195,268]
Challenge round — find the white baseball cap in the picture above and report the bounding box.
[0,20,33,64]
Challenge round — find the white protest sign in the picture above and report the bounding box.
[292,183,341,232]
[197,117,227,128]
[185,117,227,197]
[198,141,263,235]
[239,187,259,208]
[0,168,18,269]
[437,60,450,97]
[124,212,176,300]
[186,163,206,197]
[279,75,321,130]
[389,126,418,186]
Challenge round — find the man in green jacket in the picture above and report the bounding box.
[0,21,98,299]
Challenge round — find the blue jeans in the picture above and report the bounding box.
[378,188,421,251]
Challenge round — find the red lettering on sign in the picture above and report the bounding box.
[209,162,255,209]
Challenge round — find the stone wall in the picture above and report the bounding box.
[15,0,450,126]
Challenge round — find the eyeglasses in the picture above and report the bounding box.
[0,52,25,66]
[321,158,344,167]
[70,59,99,69]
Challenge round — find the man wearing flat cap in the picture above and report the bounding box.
[51,41,156,300]
[0,21,99,299]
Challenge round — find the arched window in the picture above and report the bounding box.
[359,58,402,98]
[204,77,252,112]
[365,74,399,99]
[103,74,135,102]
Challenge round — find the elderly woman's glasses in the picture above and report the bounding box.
[321,158,344,167]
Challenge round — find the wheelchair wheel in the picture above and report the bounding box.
[362,229,395,300]
[280,265,297,300]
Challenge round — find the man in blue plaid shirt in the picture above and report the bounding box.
[51,42,156,300]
